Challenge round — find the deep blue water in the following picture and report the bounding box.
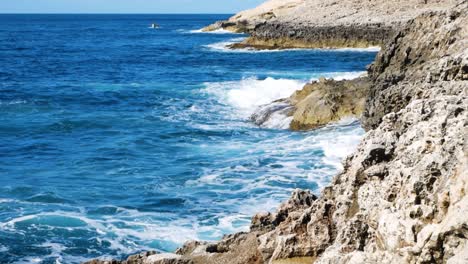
[0,14,377,263]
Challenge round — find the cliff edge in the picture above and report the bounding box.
[206,0,459,49]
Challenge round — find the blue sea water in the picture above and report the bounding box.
[0,14,377,263]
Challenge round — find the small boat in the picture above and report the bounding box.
[150,23,160,29]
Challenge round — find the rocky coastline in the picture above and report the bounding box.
[228,24,393,50]
[204,0,459,50]
[86,0,467,263]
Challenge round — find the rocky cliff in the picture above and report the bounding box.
[85,1,467,264]
[205,0,458,49]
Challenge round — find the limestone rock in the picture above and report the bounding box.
[251,77,370,130]
[205,0,459,49]
[289,77,370,130]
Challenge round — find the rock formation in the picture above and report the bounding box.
[251,77,370,130]
[86,1,467,263]
[205,0,458,49]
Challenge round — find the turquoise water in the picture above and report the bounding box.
[0,14,377,263]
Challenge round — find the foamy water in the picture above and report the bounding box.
[205,37,381,53]
[188,28,241,34]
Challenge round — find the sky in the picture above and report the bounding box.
[0,0,265,14]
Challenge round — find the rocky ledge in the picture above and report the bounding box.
[228,24,393,50]
[86,1,467,264]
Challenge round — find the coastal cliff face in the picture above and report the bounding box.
[206,0,459,49]
[85,1,467,264]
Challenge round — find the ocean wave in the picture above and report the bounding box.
[203,77,305,120]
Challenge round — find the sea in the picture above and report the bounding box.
[0,14,378,263]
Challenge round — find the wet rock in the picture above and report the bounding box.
[251,77,370,130]
[289,77,370,130]
[250,99,294,128]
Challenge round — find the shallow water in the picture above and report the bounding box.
[0,14,377,263]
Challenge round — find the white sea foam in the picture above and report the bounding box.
[186,28,242,34]
[14,257,43,264]
[205,38,296,53]
[203,77,305,119]
[186,119,364,220]
[2,120,364,260]
[0,198,15,203]
[330,46,381,52]
[205,38,381,53]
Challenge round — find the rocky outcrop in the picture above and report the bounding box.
[229,24,393,50]
[205,0,458,49]
[289,77,370,130]
[251,77,370,130]
[86,1,467,264]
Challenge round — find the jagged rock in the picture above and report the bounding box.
[362,3,468,130]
